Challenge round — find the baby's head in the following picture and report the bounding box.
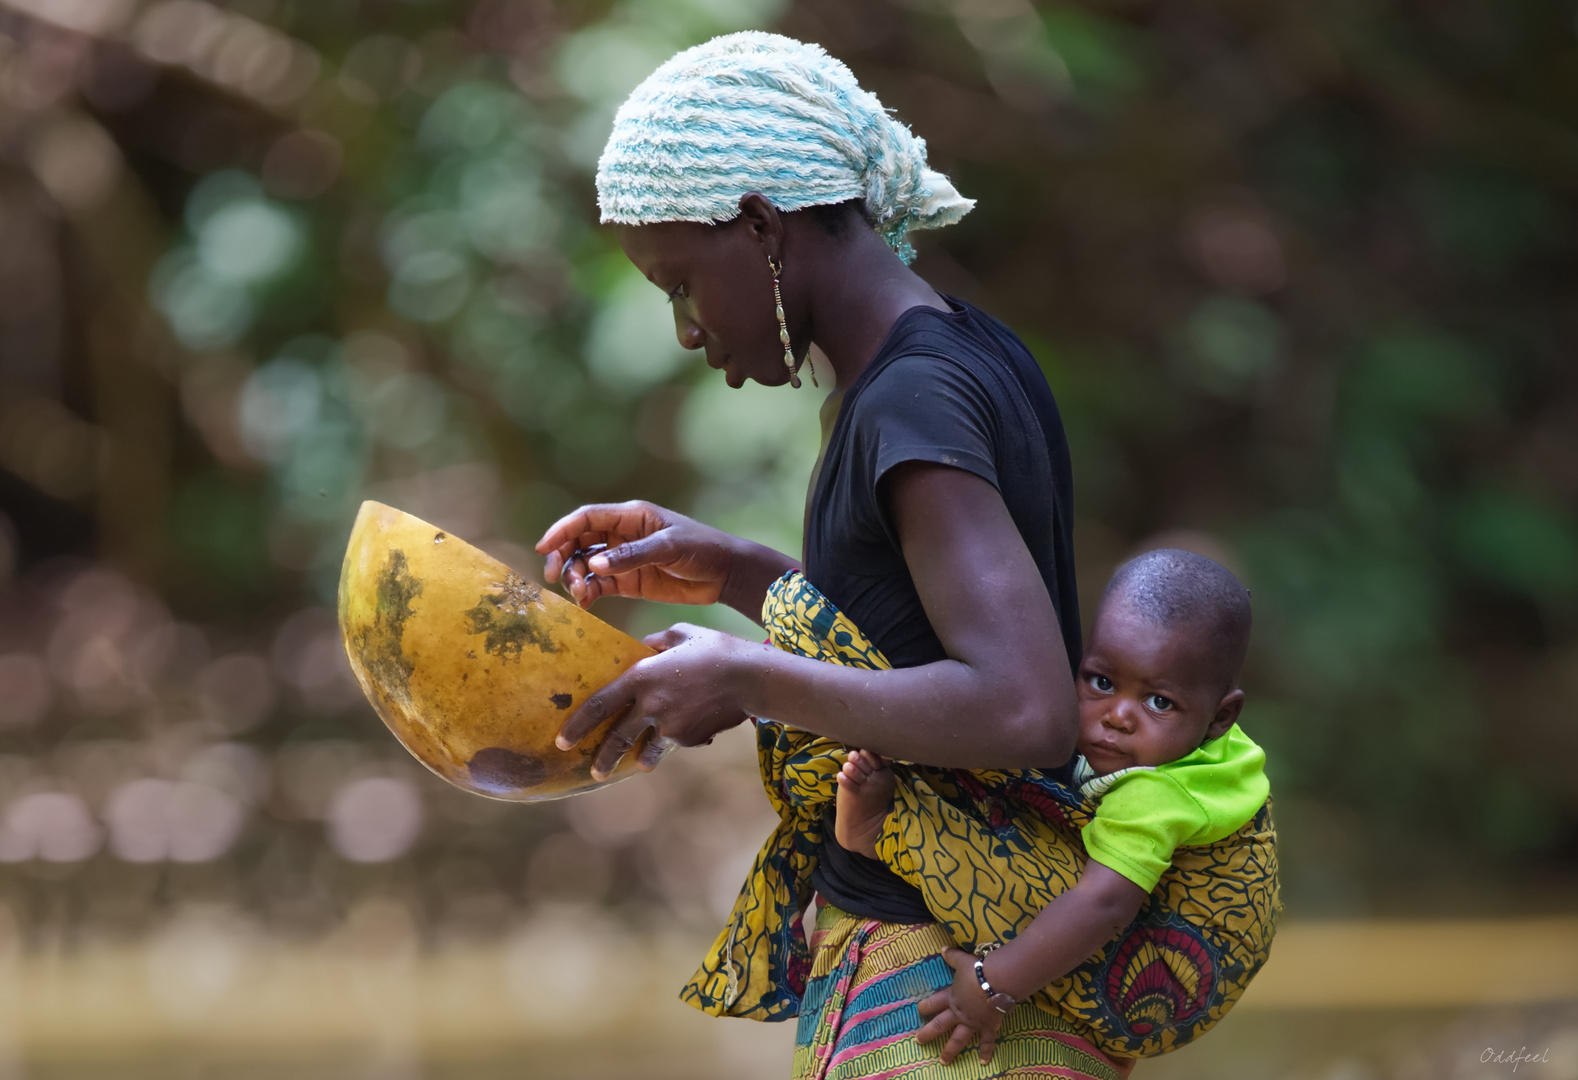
[1077,549,1252,777]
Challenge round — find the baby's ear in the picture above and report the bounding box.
[1206,689,1244,741]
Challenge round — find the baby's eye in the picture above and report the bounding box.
[1088,674,1113,693]
[666,283,687,304]
[1145,694,1175,713]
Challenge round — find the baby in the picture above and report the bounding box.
[835,549,1270,1064]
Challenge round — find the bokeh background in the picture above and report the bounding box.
[0,0,1573,1076]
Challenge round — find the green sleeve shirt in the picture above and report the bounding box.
[1079,723,1269,892]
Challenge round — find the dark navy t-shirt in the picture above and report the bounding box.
[804,297,1080,923]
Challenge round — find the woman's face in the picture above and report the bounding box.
[615,218,795,390]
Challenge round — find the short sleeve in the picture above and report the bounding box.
[1081,771,1210,892]
[851,354,999,499]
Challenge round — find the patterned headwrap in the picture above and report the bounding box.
[595,31,974,263]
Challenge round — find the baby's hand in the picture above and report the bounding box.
[915,947,1006,1064]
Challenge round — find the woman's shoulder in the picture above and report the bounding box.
[828,299,1057,467]
[873,298,1039,383]
[875,297,1005,355]
[847,348,996,432]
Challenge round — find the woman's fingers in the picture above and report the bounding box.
[566,561,618,608]
[555,666,673,777]
[535,502,657,556]
[589,706,653,781]
[636,731,679,770]
[587,530,679,576]
[556,671,637,753]
[635,732,664,770]
[543,531,604,586]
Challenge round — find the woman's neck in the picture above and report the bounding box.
[802,228,949,391]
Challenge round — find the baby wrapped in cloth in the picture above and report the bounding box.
[682,561,1279,1074]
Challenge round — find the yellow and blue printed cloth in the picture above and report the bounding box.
[679,570,1280,1060]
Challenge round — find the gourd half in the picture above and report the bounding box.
[337,500,655,801]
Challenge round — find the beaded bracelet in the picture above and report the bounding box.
[971,943,1016,1014]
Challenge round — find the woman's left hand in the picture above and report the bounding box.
[555,623,763,780]
[916,947,1007,1065]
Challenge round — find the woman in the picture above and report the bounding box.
[536,32,1116,1079]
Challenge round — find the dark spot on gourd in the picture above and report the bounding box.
[468,747,548,793]
[434,532,446,543]
[357,549,422,707]
[464,572,557,660]
[549,693,572,710]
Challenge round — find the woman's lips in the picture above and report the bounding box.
[706,353,745,387]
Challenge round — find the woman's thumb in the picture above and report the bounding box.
[589,532,673,574]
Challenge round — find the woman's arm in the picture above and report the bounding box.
[556,462,1079,777]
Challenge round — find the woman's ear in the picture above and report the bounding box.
[737,192,784,256]
[1205,689,1244,741]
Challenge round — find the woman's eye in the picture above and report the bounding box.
[1089,674,1113,693]
[1146,694,1174,713]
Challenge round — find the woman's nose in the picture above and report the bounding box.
[673,309,705,350]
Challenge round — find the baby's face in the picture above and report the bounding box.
[1075,602,1240,776]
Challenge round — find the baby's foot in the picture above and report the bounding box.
[834,749,895,859]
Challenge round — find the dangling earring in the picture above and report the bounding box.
[768,255,817,389]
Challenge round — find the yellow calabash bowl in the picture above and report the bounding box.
[337,500,655,801]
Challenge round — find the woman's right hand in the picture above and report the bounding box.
[535,501,771,610]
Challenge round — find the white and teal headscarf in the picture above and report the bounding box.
[595,32,974,263]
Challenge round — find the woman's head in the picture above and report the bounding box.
[597,34,974,390]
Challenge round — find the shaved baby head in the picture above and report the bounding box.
[1101,549,1252,694]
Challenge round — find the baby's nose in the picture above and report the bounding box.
[1105,703,1138,731]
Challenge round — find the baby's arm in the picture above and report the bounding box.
[916,863,1147,1064]
[981,861,1147,998]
